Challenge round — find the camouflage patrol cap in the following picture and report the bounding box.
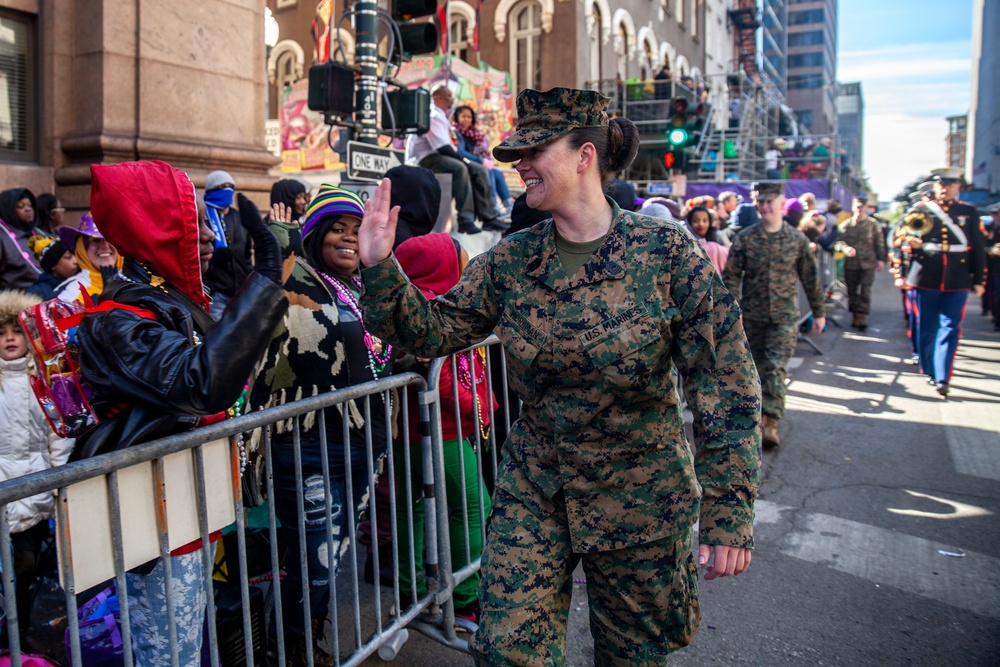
[492,87,610,163]
[751,181,784,201]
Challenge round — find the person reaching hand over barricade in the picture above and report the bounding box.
[249,185,397,665]
[73,160,288,665]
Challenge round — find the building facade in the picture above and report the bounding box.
[836,81,863,193]
[267,0,717,120]
[783,0,836,135]
[760,0,786,91]
[968,0,999,192]
[0,0,278,219]
[946,114,967,171]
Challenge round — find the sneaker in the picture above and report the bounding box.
[458,221,483,235]
[455,599,481,624]
[936,382,950,397]
[482,217,511,232]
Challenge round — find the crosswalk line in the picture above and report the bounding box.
[756,500,1000,620]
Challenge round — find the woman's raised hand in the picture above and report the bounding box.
[359,178,400,267]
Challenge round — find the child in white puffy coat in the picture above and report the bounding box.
[0,290,74,648]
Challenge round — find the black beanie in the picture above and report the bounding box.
[30,235,70,274]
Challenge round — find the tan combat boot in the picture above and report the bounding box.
[762,416,780,449]
[855,313,868,331]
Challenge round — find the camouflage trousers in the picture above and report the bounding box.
[743,318,798,420]
[844,267,876,315]
[470,489,700,666]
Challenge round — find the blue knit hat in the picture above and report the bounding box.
[301,185,365,242]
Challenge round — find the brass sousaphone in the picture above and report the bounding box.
[901,207,933,238]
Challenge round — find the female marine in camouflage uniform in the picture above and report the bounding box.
[358,87,761,666]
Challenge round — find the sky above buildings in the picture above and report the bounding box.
[837,0,973,201]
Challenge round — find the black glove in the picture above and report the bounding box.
[238,193,282,285]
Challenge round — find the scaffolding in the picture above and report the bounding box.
[584,71,839,192]
[690,72,786,182]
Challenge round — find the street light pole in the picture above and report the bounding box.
[354,0,381,144]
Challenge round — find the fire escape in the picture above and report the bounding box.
[728,1,760,78]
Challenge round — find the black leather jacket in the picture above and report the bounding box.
[73,260,288,459]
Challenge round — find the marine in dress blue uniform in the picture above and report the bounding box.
[904,168,986,396]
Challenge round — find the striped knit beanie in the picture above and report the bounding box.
[301,185,365,242]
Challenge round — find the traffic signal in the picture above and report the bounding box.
[667,127,689,146]
[307,61,356,118]
[392,0,438,56]
[668,97,694,147]
[663,148,687,171]
[382,88,431,133]
[670,97,689,134]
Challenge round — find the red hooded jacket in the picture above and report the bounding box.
[395,234,497,442]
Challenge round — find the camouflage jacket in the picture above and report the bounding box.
[723,222,825,323]
[362,201,761,552]
[835,215,887,270]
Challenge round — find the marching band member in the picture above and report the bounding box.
[902,168,986,396]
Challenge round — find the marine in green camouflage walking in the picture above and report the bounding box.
[722,181,825,449]
[359,87,761,666]
[835,195,887,331]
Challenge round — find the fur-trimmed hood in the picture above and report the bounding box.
[0,289,42,328]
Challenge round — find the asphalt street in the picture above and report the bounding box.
[363,273,1000,666]
[30,271,997,665]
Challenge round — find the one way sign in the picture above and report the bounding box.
[346,141,405,183]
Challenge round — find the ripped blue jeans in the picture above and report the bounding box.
[271,431,385,636]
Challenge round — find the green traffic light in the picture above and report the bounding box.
[668,127,689,146]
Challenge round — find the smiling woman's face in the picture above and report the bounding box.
[85,236,119,268]
[321,215,362,279]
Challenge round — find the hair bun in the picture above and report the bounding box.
[607,118,639,173]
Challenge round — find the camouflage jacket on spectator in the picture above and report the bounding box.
[835,215,887,271]
[361,200,761,552]
[723,222,825,323]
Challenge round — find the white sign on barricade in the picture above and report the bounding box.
[58,438,236,591]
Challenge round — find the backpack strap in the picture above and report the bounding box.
[56,298,158,331]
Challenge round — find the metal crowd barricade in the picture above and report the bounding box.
[816,247,849,323]
[796,247,842,355]
[0,372,487,667]
[403,336,510,653]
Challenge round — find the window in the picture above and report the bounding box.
[642,42,655,80]
[788,30,824,47]
[795,110,813,130]
[276,51,299,101]
[788,9,824,25]
[588,7,603,83]
[788,74,823,89]
[617,25,630,79]
[0,9,35,162]
[450,16,471,62]
[788,52,824,68]
[510,1,543,93]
